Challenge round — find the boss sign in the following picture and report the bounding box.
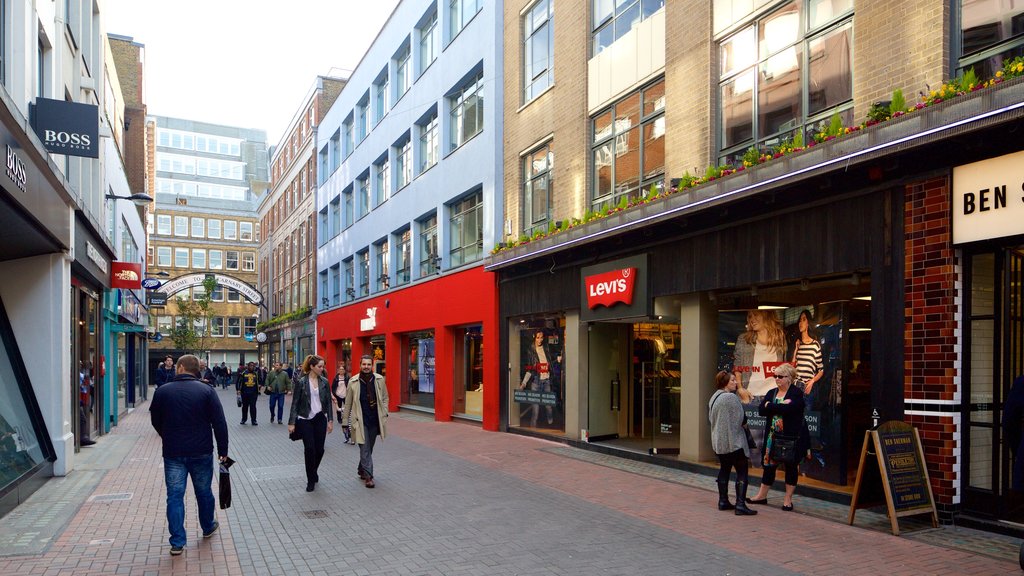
[585,267,637,309]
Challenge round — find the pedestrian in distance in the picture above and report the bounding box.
[708,371,757,516]
[265,361,292,424]
[747,363,809,512]
[331,361,353,444]
[235,361,263,425]
[288,354,334,492]
[155,356,175,388]
[149,354,229,556]
[343,354,389,488]
[284,362,294,380]
[198,360,215,387]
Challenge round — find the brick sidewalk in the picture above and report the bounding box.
[0,389,1018,575]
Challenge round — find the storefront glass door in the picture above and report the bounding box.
[632,322,680,455]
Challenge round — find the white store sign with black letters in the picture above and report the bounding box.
[953,149,1024,245]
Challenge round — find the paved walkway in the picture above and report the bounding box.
[0,386,1019,575]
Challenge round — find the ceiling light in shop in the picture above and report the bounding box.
[853,296,871,301]
[757,305,787,310]
[849,328,872,332]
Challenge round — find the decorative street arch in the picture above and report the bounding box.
[156,273,264,306]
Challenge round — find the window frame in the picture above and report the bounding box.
[449,70,484,152]
[523,0,554,103]
[157,214,171,235]
[449,191,483,268]
[419,214,439,277]
[522,140,554,236]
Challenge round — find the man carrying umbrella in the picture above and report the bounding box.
[150,354,229,557]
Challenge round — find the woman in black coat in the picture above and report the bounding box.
[747,363,807,511]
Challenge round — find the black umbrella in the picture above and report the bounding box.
[219,456,235,510]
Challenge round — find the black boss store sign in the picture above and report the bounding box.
[31,98,99,159]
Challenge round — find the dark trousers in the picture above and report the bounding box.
[761,461,799,487]
[297,412,327,484]
[716,449,749,483]
[358,423,380,479]
[240,394,258,423]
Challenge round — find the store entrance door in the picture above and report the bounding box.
[631,322,680,455]
[964,248,1024,521]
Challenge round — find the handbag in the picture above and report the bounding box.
[263,386,272,396]
[289,428,302,441]
[744,425,757,450]
[769,433,798,464]
[236,393,242,408]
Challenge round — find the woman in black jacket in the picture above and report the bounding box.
[330,361,353,444]
[746,363,807,511]
[288,354,334,492]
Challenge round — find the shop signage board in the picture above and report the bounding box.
[110,262,142,289]
[31,97,99,158]
[147,292,168,307]
[952,149,1024,245]
[158,273,263,306]
[848,420,938,535]
[580,254,650,322]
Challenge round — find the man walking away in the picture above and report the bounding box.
[236,361,263,425]
[265,361,292,424]
[343,354,389,488]
[150,354,228,556]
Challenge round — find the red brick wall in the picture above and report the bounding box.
[904,176,959,513]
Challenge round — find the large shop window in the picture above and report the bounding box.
[0,297,53,491]
[402,331,436,410]
[960,0,1024,78]
[512,316,565,433]
[718,0,853,166]
[591,78,665,210]
[453,325,484,418]
[715,281,871,487]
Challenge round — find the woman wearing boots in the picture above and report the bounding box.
[708,371,757,516]
[288,355,334,492]
[747,363,807,511]
[331,361,353,444]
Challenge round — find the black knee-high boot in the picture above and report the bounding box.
[717,480,735,510]
[734,482,758,516]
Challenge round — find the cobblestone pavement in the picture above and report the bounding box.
[0,386,1018,575]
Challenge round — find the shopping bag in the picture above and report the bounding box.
[218,456,235,510]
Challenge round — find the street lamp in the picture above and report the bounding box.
[105,192,153,207]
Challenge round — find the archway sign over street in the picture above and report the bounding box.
[158,273,264,306]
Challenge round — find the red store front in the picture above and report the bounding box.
[316,266,499,430]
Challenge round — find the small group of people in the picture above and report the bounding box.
[289,354,388,491]
[709,363,809,515]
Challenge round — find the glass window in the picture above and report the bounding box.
[319,271,330,309]
[211,317,224,337]
[0,306,51,479]
[242,253,255,271]
[396,44,412,99]
[157,247,171,267]
[174,248,189,268]
[156,315,172,333]
[396,139,412,190]
[244,318,257,338]
[449,192,483,267]
[959,0,1024,77]
[358,250,370,297]
[227,317,241,337]
[330,197,341,236]
[420,9,439,72]
[174,216,188,237]
[374,69,389,124]
[375,241,390,292]
[420,214,439,277]
[450,71,484,151]
[718,2,853,165]
[190,217,204,238]
[358,176,371,218]
[343,119,354,158]
[240,222,253,241]
[210,286,224,302]
[375,158,391,206]
[209,250,223,270]
[343,189,354,228]
[592,0,664,55]
[590,79,665,208]
[192,249,206,269]
[454,325,484,418]
[419,112,439,172]
[344,259,355,302]
[224,220,237,240]
[207,219,221,239]
[402,330,436,409]
[330,265,341,306]
[357,99,369,141]
[524,0,554,102]
[396,230,411,286]
[226,251,239,270]
[523,142,553,236]
[157,215,171,235]
[449,0,483,40]
[227,288,241,302]
[513,318,566,431]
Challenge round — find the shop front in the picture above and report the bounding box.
[72,216,114,443]
[493,174,901,501]
[316,265,499,430]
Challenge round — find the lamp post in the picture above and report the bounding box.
[105,192,153,207]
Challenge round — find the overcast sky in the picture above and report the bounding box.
[101,0,399,146]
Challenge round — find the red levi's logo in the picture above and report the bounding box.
[585,267,637,310]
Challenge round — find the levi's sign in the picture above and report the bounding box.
[953,150,1024,245]
[585,267,637,309]
[31,98,99,159]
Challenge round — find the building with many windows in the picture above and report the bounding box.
[490,0,1024,531]
[315,0,502,429]
[258,76,346,367]
[147,117,267,373]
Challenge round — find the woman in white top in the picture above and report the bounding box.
[288,354,334,492]
[733,309,786,399]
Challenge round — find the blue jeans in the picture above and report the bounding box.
[164,454,216,548]
[269,393,286,422]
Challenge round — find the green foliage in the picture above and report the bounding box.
[256,306,313,332]
[957,67,978,92]
[889,88,906,116]
[792,129,804,148]
[679,170,699,189]
[867,101,890,123]
[742,146,761,166]
[828,112,844,136]
[167,276,218,354]
[704,164,722,180]
[617,195,629,210]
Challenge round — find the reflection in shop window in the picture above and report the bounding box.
[402,331,435,410]
[454,326,483,418]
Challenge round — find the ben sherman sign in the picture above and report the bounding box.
[585,267,637,309]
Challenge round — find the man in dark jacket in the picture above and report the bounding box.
[235,361,263,425]
[198,360,215,387]
[265,361,292,424]
[154,356,175,388]
[150,354,228,556]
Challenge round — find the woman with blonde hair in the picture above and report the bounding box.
[733,309,787,400]
[747,363,807,511]
[288,354,334,492]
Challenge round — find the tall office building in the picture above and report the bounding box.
[146,117,268,372]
